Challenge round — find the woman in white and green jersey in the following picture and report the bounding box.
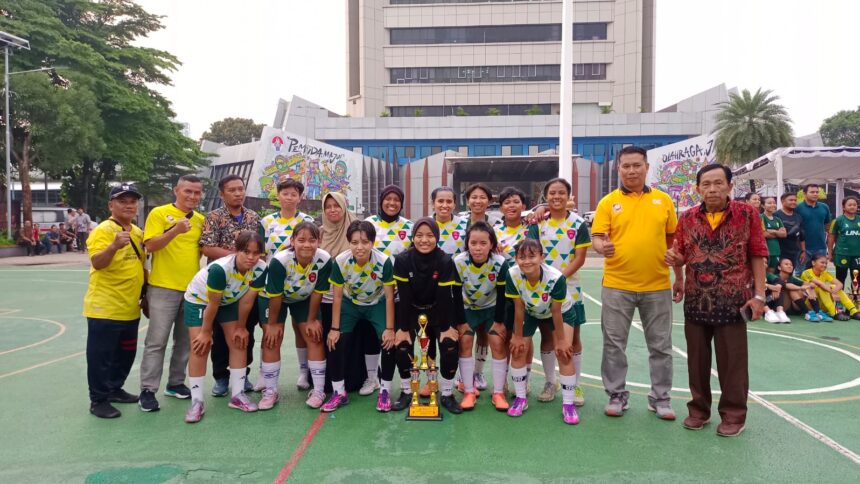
[260,222,331,410]
[762,196,786,272]
[829,196,860,289]
[433,186,468,257]
[182,231,268,423]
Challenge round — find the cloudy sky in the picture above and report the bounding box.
[136,0,860,139]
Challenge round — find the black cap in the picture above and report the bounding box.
[110,183,142,200]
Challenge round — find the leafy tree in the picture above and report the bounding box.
[201,117,265,146]
[712,88,794,165]
[455,106,469,116]
[486,107,501,116]
[379,110,391,117]
[414,108,424,117]
[526,104,543,115]
[820,106,860,147]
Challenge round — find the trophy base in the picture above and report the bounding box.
[406,404,443,421]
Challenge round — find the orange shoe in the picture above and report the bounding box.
[419,383,431,398]
[461,392,478,410]
[491,392,510,411]
[456,380,465,393]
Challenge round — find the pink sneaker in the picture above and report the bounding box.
[184,400,205,423]
[507,397,528,417]
[228,393,258,413]
[305,391,326,409]
[562,403,580,425]
[321,392,349,412]
[258,389,279,411]
[376,389,391,412]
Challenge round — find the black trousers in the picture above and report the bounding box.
[87,317,140,402]
[211,298,259,381]
[321,302,368,392]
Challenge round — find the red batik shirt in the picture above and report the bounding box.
[674,199,768,326]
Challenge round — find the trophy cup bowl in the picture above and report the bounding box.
[406,313,443,421]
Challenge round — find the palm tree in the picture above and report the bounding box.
[712,88,794,166]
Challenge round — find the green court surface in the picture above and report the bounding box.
[1,265,859,483]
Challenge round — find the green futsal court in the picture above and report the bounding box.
[1,263,859,482]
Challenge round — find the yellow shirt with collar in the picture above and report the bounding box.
[143,203,205,291]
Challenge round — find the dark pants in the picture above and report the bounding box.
[685,322,748,425]
[211,298,259,381]
[76,231,88,252]
[87,317,140,403]
[321,302,367,392]
[18,241,40,256]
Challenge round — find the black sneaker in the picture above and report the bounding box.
[852,312,860,321]
[90,401,121,419]
[835,312,850,321]
[165,384,191,399]
[139,389,160,412]
[440,395,463,414]
[391,392,413,412]
[108,389,139,404]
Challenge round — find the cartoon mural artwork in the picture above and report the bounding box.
[248,128,362,204]
[647,134,717,211]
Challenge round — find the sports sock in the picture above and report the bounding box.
[296,347,309,375]
[440,376,455,396]
[308,360,326,393]
[474,344,488,374]
[332,379,345,395]
[560,374,576,405]
[189,376,204,402]
[261,361,280,391]
[511,366,528,399]
[365,353,380,382]
[573,351,582,387]
[400,376,412,394]
[541,351,557,384]
[229,367,246,398]
[459,357,475,392]
[380,379,392,392]
[492,358,508,393]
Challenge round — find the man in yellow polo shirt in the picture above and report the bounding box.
[138,175,205,412]
[591,146,684,421]
[85,184,146,418]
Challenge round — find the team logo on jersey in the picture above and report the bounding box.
[309,273,317,283]
[370,272,377,280]
[541,293,549,302]
[489,273,496,282]
[653,199,662,205]
[166,214,175,222]
[432,271,439,280]
[612,203,622,213]
[567,229,576,240]
[453,231,460,240]
[398,230,407,240]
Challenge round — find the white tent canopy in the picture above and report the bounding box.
[733,146,860,214]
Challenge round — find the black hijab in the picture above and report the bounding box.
[378,184,405,223]
[409,217,443,289]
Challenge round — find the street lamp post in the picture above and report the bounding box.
[1,31,31,239]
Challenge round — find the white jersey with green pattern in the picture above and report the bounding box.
[329,248,395,306]
[184,255,267,306]
[496,222,530,264]
[436,215,468,256]
[259,211,315,257]
[454,252,508,310]
[264,248,332,304]
[528,211,591,303]
[505,264,572,319]
[366,215,413,257]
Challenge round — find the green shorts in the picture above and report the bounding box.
[522,305,581,336]
[834,255,860,269]
[767,255,780,270]
[257,295,311,325]
[464,307,495,331]
[184,300,239,327]
[340,299,387,338]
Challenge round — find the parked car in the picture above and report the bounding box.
[583,210,595,225]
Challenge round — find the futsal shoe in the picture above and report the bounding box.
[764,310,780,324]
[507,397,528,417]
[460,392,478,410]
[138,390,160,412]
[228,393,259,413]
[835,312,850,321]
[573,386,585,406]
[456,378,481,397]
[305,391,326,409]
[90,401,121,419]
[538,381,559,402]
[321,392,349,412]
[491,392,510,411]
[184,400,205,423]
[359,377,380,396]
[851,311,860,321]
[440,394,463,414]
[817,311,833,322]
[804,310,820,322]
[648,403,677,421]
[164,384,191,399]
[776,310,791,323]
[296,371,311,391]
[562,403,580,425]
[211,378,229,397]
[474,373,488,390]
[258,389,279,410]
[376,389,392,412]
[391,392,413,411]
[108,389,139,404]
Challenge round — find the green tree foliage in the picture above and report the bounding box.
[712,88,794,165]
[486,107,501,116]
[820,106,860,147]
[455,106,468,116]
[0,0,209,221]
[201,117,265,146]
[526,105,543,115]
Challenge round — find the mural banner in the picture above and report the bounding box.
[647,134,716,211]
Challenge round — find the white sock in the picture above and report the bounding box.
[308,360,326,394]
[541,351,557,384]
[400,377,412,394]
[296,347,309,374]
[475,345,488,374]
[261,361,280,391]
[380,379,392,392]
[560,374,576,405]
[492,358,508,393]
[573,351,582,387]
[440,376,454,396]
[229,367,246,398]
[189,376,204,402]
[511,366,528,399]
[459,357,475,392]
[364,353,380,382]
[332,379,345,395]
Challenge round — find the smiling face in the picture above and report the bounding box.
[545,181,570,213]
[763,197,777,215]
[844,198,858,216]
[515,246,543,279]
[291,227,320,263]
[433,190,455,220]
[174,179,203,212]
[778,258,794,274]
[381,192,402,218]
[748,193,761,209]
[617,152,649,191]
[467,188,490,217]
[412,223,437,254]
[501,194,524,223]
[109,194,140,224]
[349,230,373,262]
[811,256,828,274]
[324,196,344,224]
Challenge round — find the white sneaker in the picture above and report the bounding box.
[764,309,780,324]
[359,377,379,396]
[296,370,310,391]
[474,373,488,390]
[776,310,791,323]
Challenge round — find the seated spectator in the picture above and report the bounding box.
[800,254,860,322]
[42,225,62,254]
[16,220,40,256]
[32,223,44,255]
[59,223,76,251]
[765,258,820,323]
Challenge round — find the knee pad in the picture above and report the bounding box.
[439,337,457,354]
[463,329,475,337]
[397,340,412,354]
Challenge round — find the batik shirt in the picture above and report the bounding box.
[258,211,315,257]
[436,215,468,256]
[454,252,508,310]
[366,215,413,257]
[199,206,261,261]
[528,211,592,303]
[496,222,530,263]
[184,255,267,306]
[329,248,395,306]
[265,248,332,303]
[505,264,572,320]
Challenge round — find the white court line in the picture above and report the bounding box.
[0,317,67,356]
[581,291,860,466]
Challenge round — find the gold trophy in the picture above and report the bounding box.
[852,270,859,304]
[406,314,442,421]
